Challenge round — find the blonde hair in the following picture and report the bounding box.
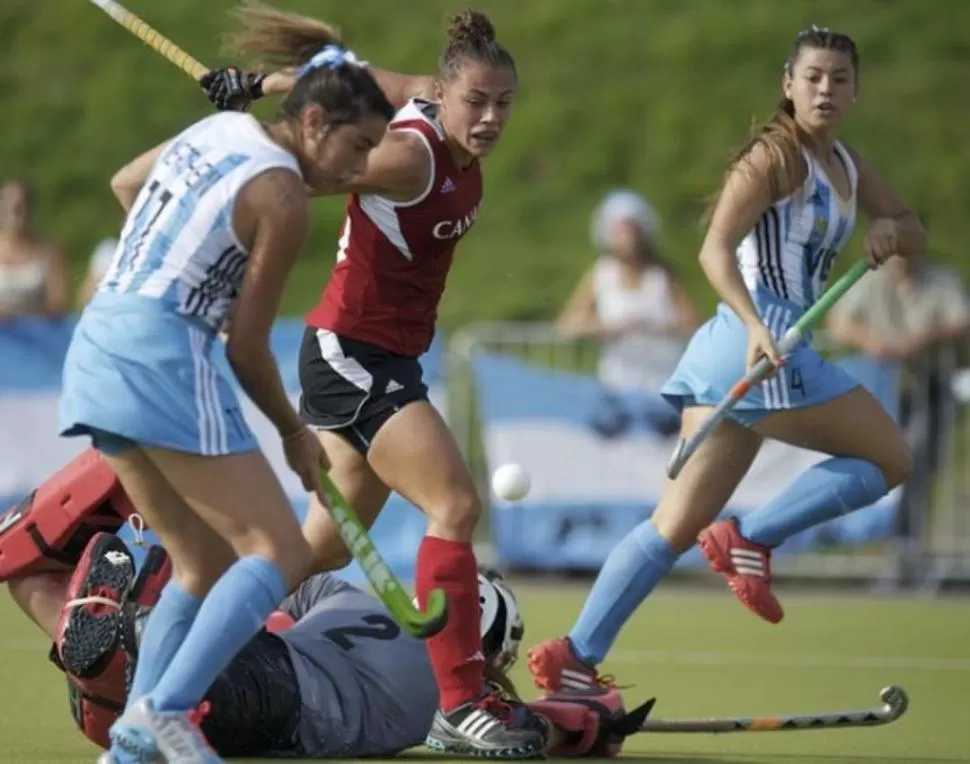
[223,0,343,67]
[221,1,392,125]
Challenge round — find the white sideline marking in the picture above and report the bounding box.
[609,649,970,672]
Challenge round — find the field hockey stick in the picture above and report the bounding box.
[666,259,870,480]
[319,471,449,639]
[87,0,210,80]
[638,684,909,734]
[87,0,449,640]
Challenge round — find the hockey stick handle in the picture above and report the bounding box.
[666,260,870,479]
[639,685,909,734]
[88,0,210,80]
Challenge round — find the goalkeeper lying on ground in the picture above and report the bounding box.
[8,529,649,759]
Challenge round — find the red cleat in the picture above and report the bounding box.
[699,518,784,624]
[527,637,615,695]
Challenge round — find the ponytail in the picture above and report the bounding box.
[223,1,393,125]
[703,97,806,224]
[223,0,342,67]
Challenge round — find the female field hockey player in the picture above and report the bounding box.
[202,4,543,757]
[17,530,643,759]
[527,26,927,693]
[58,26,394,762]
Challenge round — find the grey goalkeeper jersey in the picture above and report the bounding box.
[278,575,439,757]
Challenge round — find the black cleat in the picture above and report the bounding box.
[426,693,546,759]
[56,532,134,677]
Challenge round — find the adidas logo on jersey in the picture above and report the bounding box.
[440,177,456,194]
[385,379,404,393]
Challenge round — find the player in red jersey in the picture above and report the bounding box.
[201,3,542,758]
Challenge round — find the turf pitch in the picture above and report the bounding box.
[1,581,966,763]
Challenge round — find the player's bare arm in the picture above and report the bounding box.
[228,168,309,439]
[109,141,169,212]
[306,129,430,202]
[699,141,794,330]
[261,66,434,110]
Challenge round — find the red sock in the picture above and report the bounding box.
[416,535,484,711]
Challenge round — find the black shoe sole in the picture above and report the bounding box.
[58,535,134,677]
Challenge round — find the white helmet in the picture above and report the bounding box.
[478,569,524,670]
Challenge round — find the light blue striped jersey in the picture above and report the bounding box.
[100,112,302,331]
[737,142,858,308]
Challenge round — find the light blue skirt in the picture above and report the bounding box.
[59,292,258,456]
[661,287,859,427]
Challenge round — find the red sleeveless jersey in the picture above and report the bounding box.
[305,99,483,357]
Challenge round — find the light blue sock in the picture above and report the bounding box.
[739,457,888,548]
[126,580,202,708]
[568,519,678,666]
[149,555,286,712]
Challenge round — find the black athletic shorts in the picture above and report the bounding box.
[299,327,429,454]
[202,630,302,757]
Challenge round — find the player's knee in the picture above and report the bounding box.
[426,489,482,540]
[245,534,313,592]
[309,539,353,573]
[877,437,912,490]
[164,532,238,597]
[170,559,229,598]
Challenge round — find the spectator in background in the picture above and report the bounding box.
[0,179,70,321]
[826,252,970,585]
[557,189,699,392]
[76,237,119,308]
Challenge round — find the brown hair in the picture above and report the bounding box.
[707,26,859,218]
[224,1,393,124]
[438,9,516,82]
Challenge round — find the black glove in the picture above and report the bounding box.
[200,66,266,112]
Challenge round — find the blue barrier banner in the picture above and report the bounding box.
[0,316,438,583]
[473,351,902,571]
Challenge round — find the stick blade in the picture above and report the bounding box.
[401,587,449,639]
[879,685,909,722]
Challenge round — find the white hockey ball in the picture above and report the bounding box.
[491,463,531,502]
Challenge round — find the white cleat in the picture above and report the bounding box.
[95,749,161,764]
[95,753,158,764]
[110,697,223,764]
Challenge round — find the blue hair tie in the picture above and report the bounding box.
[296,44,369,80]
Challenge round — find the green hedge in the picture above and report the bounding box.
[3,0,966,323]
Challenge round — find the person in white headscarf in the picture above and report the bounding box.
[557,189,699,391]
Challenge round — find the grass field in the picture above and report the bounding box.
[1,582,967,763]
